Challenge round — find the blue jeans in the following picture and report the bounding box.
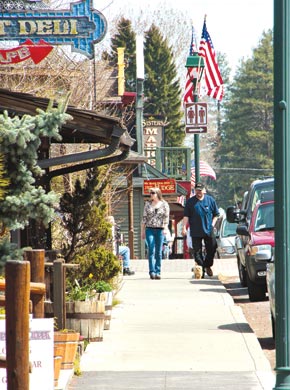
[145,228,164,275]
[119,245,130,268]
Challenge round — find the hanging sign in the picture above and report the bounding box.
[0,39,53,64]
[143,179,177,195]
[0,0,107,59]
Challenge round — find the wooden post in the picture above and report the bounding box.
[24,249,45,318]
[5,260,30,390]
[127,171,135,259]
[53,259,65,330]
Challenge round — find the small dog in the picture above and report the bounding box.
[192,263,203,279]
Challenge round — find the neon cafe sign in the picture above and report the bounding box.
[0,0,107,63]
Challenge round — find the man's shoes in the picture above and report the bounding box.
[123,268,135,276]
[155,275,161,280]
[149,272,155,280]
[205,267,213,277]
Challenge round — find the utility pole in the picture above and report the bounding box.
[136,34,144,156]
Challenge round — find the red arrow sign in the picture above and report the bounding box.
[0,39,53,65]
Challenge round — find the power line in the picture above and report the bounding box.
[213,167,273,172]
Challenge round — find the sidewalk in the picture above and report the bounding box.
[67,259,275,390]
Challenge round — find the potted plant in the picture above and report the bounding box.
[54,329,80,370]
[65,277,113,341]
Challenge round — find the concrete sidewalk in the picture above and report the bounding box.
[68,259,275,390]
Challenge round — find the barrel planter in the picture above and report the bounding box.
[104,291,113,330]
[53,355,62,387]
[66,298,105,341]
[54,331,80,370]
[54,343,64,386]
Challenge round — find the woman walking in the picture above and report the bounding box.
[141,187,170,280]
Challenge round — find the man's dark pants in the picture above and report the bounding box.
[191,234,217,268]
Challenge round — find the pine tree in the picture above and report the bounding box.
[0,99,71,264]
[103,17,136,92]
[214,30,273,207]
[0,100,71,230]
[58,166,121,284]
[105,20,184,146]
[59,167,113,263]
[144,24,184,146]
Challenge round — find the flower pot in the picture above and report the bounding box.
[54,331,80,370]
[66,300,105,341]
[53,355,62,387]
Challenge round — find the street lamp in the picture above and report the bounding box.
[185,53,205,183]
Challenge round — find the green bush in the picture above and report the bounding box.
[68,246,121,287]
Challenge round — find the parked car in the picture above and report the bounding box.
[234,197,274,301]
[227,178,274,295]
[227,177,274,225]
[215,216,237,258]
[266,253,275,338]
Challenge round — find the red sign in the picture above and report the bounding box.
[0,39,53,65]
[143,179,177,195]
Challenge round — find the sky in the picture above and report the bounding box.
[94,0,273,75]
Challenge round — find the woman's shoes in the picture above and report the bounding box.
[149,273,161,280]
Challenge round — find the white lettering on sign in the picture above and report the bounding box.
[143,127,158,135]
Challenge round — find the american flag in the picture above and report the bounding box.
[183,27,199,103]
[198,20,224,101]
[191,160,216,187]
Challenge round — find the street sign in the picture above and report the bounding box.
[185,126,207,134]
[184,102,207,134]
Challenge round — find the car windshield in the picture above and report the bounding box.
[250,183,274,213]
[254,203,274,232]
[222,220,237,237]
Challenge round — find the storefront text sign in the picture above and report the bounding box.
[0,0,107,58]
[143,120,164,167]
[143,179,177,195]
[0,318,54,389]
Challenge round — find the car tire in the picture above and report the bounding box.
[237,255,247,287]
[246,273,266,302]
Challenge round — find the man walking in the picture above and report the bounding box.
[182,182,219,277]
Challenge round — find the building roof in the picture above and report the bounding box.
[0,88,133,147]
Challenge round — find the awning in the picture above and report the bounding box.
[0,88,135,177]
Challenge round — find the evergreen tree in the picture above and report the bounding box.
[0,100,71,230]
[103,17,136,92]
[0,99,71,264]
[59,166,113,263]
[105,20,184,146]
[144,24,184,146]
[214,30,273,207]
